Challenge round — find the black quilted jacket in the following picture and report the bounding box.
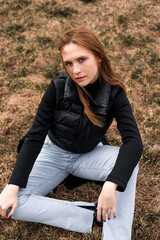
[9,72,143,191]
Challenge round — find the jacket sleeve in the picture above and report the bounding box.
[106,87,143,191]
[9,81,56,188]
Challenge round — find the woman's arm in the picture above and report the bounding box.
[106,87,143,191]
[97,87,143,222]
[8,80,57,188]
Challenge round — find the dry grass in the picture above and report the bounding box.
[0,0,160,239]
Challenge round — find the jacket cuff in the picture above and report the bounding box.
[8,177,27,188]
[105,176,126,192]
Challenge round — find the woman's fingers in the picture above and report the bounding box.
[1,205,7,218]
[97,207,102,222]
[97,206,116,222]
[97,206,113,222]
[1,202,17,219]
[107,208,111,220]
[8,204,17,218]
[112,206,116,218]
[102,209,107,222]
[0,184,19,219]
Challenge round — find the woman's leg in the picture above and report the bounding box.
[70,144,139,239]
[3,136,94,233]
[101,164,139,240]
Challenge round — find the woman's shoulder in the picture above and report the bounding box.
[111,84,124,92]
[51,72,68,87]
[110,84,125,101]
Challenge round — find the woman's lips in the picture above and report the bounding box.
[76,76,86,81]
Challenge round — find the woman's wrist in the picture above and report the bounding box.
[104,181,118,190]
[8,184,20,193]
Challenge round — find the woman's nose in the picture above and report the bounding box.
[73,64,81,75]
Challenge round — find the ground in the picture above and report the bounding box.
[0,0,159,239]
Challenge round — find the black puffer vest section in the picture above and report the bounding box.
[48,73,115,153]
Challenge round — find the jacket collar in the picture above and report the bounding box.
[64,74,80,101]
[63,73,111,115]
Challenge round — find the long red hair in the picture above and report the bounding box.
[59,27,125,127]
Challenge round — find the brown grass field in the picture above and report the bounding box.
[0,0,160,239]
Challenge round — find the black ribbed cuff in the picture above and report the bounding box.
[105,176,126,192]
[8,177,27,188]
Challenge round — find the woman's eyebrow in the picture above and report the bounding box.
[76,55,87,60]
[63,55,87,63]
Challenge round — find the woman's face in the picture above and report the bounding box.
[61,43,101,87]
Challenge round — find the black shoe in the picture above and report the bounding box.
[77,202,103,227]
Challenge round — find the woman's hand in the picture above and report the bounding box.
[97,181,118,222]
[0,184,19,219]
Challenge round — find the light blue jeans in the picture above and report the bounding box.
[4,135,139,239]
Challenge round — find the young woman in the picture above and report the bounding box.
[0,27,143,239]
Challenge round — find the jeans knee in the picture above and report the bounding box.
[110,146,120,166]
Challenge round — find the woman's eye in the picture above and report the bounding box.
[66,62,72,66]
[79,58,86,63]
